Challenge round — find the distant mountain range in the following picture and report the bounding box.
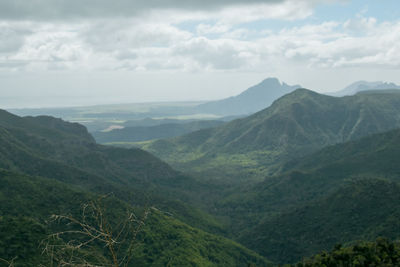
[194,77,301,116]
[93,78,400,145]
[4,81,400,265]
[330,81,400,96]
[138,88,400,263]
[87,78,301,143]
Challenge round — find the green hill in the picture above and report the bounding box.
[282,127,400,177]
[0,169,269,266]
[294,238,400,266]
[0,109,216,220]
[241,178,400,263]
[0,110,270,266]
[142,89,400,182]
[5,90,400,266]
[215,128,400,263]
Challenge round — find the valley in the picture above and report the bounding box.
[2,78,400,266]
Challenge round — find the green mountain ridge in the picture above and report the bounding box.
[242,178,400,263]
[3,84,400,266]
[0,109,232,234]
[142,89,400,181]
[0,109,272,266]
[216,128,400,263]
[0,169,269,266]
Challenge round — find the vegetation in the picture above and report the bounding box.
[3,87,400,266]
[240,178,400,263]
[0,110,270,266]
[0,168,270,266]
[293,238,400,266]
[93,120,224,144]
[205,128,400,263]
[142,89,400,182]
[0,109,219,232]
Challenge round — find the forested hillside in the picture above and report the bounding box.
[216,129,400,263]
[142,89,400,181]
[0,109,270,266]
[3,88,400,266]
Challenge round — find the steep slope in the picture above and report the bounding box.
[194,77,301,116]
[0,109,224,233]
[330,80,400,96]
[0,169,270,266]
[294,238,400,266]
[282,127,400,176]
[0,110,272,265]
[143,89,400,180]
[219,128,400,220]
[217,128,400,263]
[242,179,400,263]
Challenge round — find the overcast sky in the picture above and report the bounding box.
[1,0,400,108]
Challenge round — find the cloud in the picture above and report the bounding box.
[0,22,32,52]
[82,20,192,52]
[172,37,253,70]
[1,8,399,75]
[344,17,377,33]
[0,0,331,20]
[276,18,400,68]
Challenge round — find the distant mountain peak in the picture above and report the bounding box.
[273,88,322,101]
[195,77,301,116]
[330,80,400,96]
[260,77,281,85]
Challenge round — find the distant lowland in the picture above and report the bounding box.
[2,77,400,266]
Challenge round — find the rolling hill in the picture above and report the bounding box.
[142,89,400,181]
[0,109,271,266]
[0,169,270,266]
[241,178,400,263]
[217,128,400,263]
[4,87,400,265]
[0,109,230,231]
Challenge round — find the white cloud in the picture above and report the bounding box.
[0,22,32,53]
[344,16,377,33]
[197,23,231,35]
[0,9,399,76]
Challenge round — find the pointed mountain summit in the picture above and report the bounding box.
[195,77,301,116]
[330,80,400,96]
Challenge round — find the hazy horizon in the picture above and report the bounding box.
[1,0,400,108]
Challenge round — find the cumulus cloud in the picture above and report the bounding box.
[82,20,193,52]
[0,0,398,76]
[276,19,400,68]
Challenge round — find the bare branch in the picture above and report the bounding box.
[42,195,150,267]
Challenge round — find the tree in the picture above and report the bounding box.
[42,195,150,267]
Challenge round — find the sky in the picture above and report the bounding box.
[0,0,400,108]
